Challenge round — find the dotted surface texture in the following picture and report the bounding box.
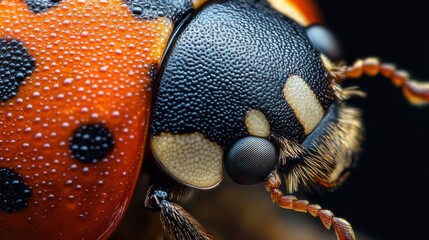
[0,38,36,102]
[152,0,335,149]
[0,168,32,213]
[0,0,173,239]
[23,0,63,13]
[125,0,193,23]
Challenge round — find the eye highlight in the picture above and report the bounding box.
[306,24,343,61]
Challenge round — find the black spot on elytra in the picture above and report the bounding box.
[23,0,63,13]
[0,39,36,102]
[125,0,193,23]
[70,123,115,163]
[0,168,32,213]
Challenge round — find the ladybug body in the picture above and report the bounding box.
[2,0,428,240]
[0,0,186,238]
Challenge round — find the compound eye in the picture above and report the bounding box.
[306,24,342,61]
[225,136,278,185]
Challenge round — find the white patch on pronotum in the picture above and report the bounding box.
[283,75,324,135]
[151,132,223,189]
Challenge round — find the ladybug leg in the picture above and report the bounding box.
[333,57,429,105]
[265,171,356,240]
[145,184,213,240]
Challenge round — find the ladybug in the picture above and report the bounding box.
[1,0,429,239]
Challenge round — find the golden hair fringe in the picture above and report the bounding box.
[279,104,363,193]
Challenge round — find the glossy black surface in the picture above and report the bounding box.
[152,0,334,149]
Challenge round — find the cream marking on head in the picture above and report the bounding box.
[151,132,223,189]
[283,75,324,135]
[245,109,270,137]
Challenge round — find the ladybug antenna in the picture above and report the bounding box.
[265,171,356,240]
[333,57,429,105]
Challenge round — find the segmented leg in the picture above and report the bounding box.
[333,57,429,105]
[265,171,355,240]
[145,185,213,240]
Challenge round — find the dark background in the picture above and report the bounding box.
[311,1,429,239]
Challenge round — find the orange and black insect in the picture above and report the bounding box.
[1,0,428,239]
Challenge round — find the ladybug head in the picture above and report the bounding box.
[150,0,363,192]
